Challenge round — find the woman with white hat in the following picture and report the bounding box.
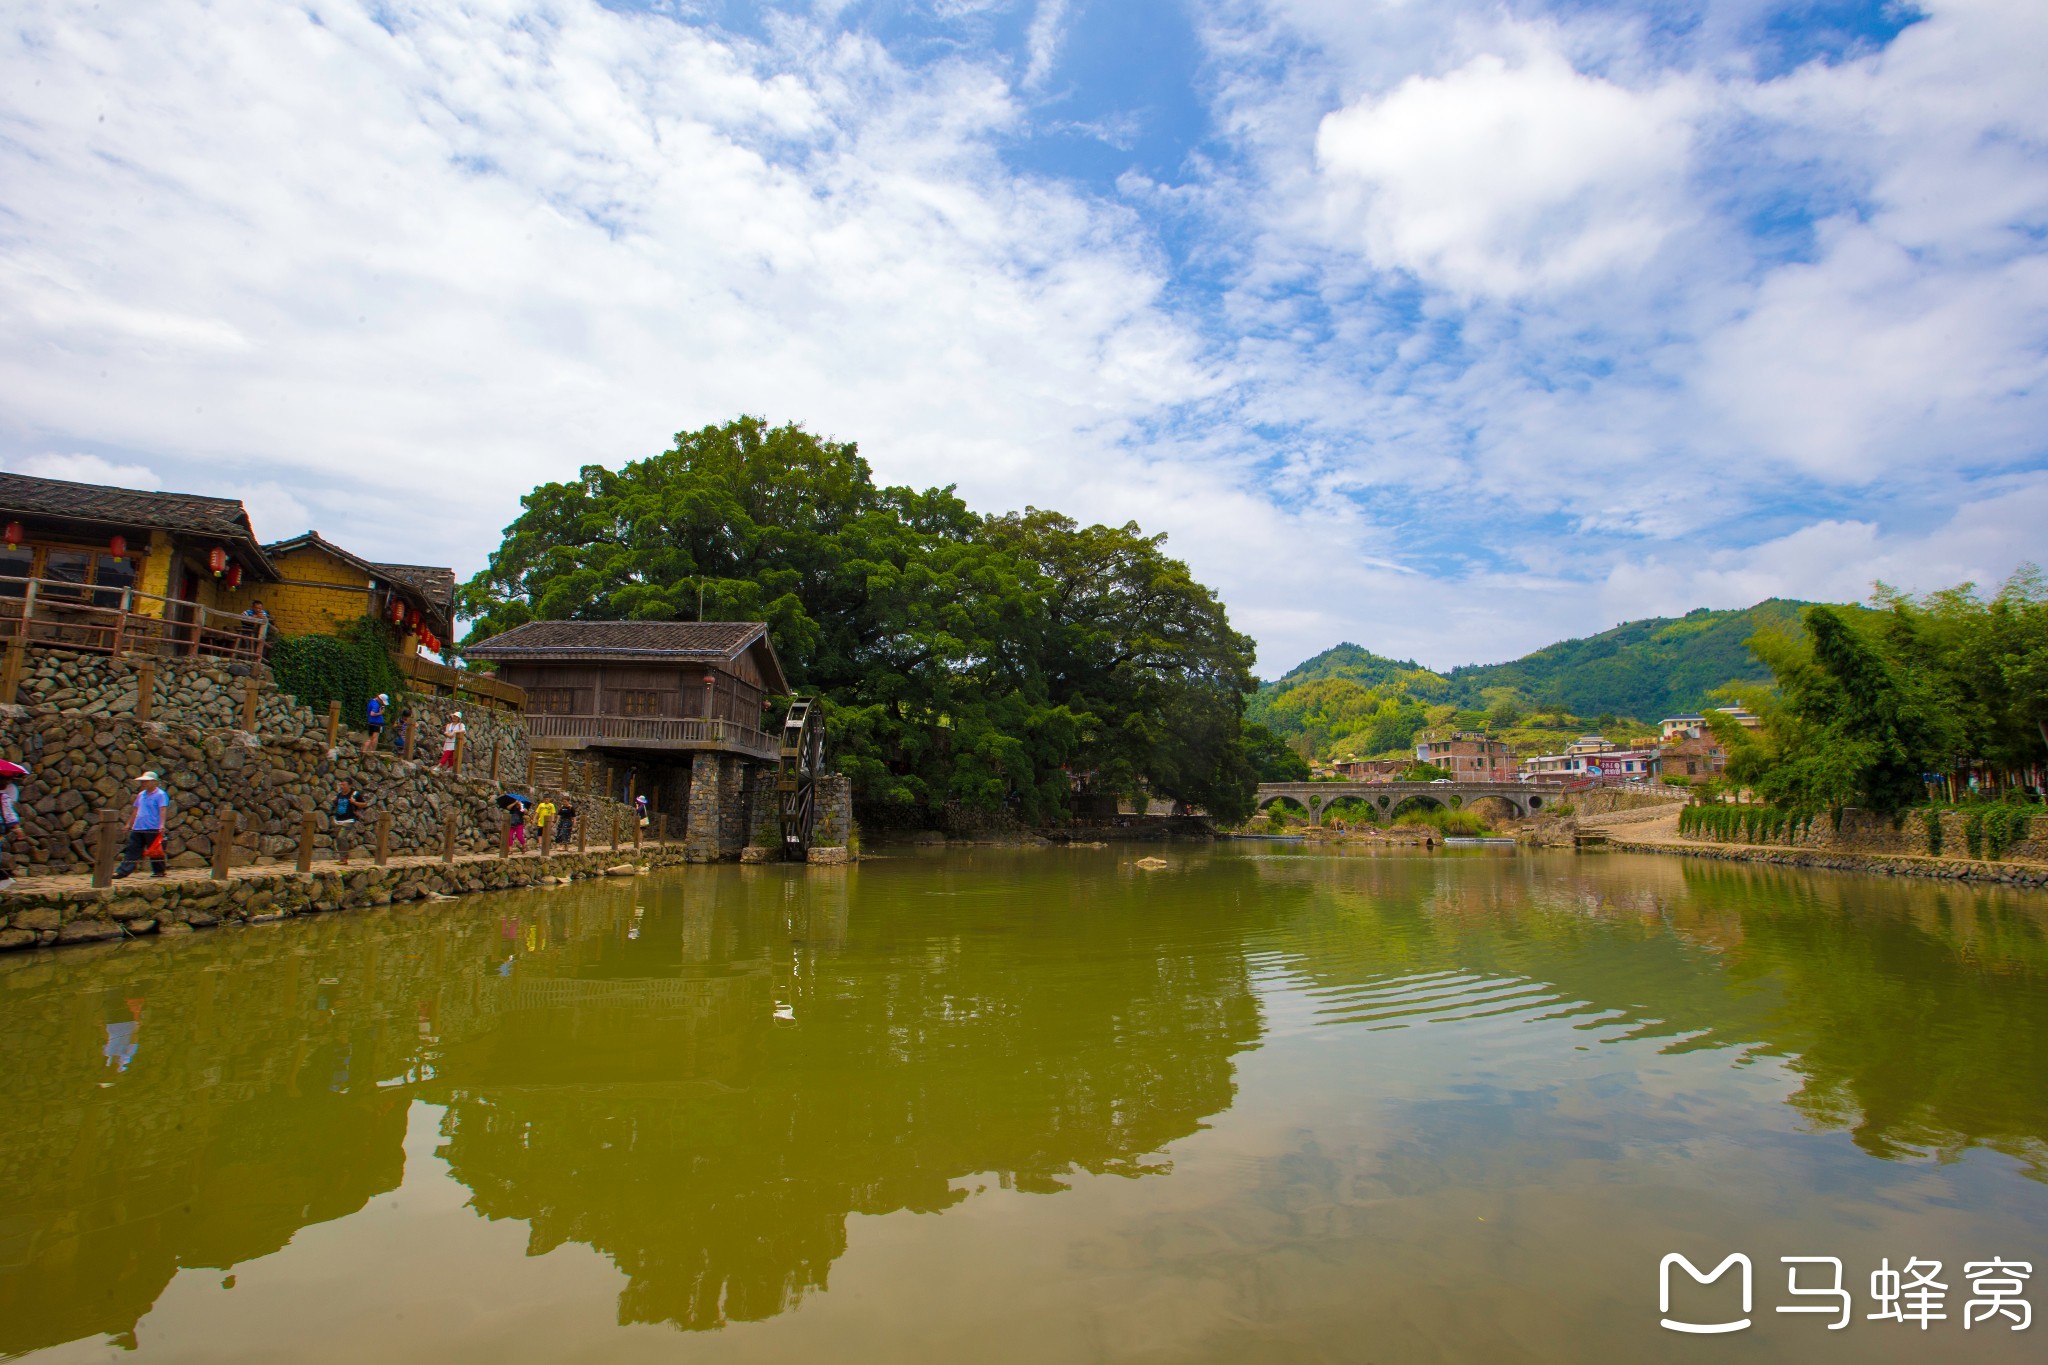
[439,711,466,770]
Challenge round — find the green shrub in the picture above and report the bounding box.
[1922,808,1943,857]
[271,618,409,734]
[1393,808,1490,837]
[1964,811,1984,859]
[1679,802,1814,845]
[1983,805,2031,860]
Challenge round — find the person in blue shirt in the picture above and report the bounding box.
[114,770,170,879]
[364,693,388,755]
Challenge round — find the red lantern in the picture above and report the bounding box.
[208,546,227,575]
[108,534,126,557]
[225,564,243,589]
[3,522,21,548]
[407,608,421,631]
[390,598,406,625]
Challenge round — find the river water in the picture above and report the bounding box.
[0,847,2043,1363]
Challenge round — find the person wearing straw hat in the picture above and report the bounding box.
[114,771,171,879]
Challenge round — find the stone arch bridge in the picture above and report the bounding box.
[1253,781,1554,825]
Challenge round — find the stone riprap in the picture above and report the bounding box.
[16,651,313,735]
[0,844,692,952]
[400,693,531,786]
[0,706,638,878]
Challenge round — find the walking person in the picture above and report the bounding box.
[554,796,577,846]
[364,693,388,755]
[392,706,413,756]
[533,793,557,850]
[0,766,25,889]
[114,771,171,880]
[439,711,465,770]
[505,795,529,853]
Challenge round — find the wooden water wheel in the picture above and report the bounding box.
[777,697,824,859]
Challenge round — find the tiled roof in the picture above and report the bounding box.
[466,619,764,658]
[0,471,275,575]
[371,562,458,610]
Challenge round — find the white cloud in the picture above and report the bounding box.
[4,453,162,490]
[1023,0,1071,89]
[1,0,2044,678]
[0,0,1220,582]
[1314,43,1700,295]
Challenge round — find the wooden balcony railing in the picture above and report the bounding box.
[0,578,269,672]
[390,652,526,712]
[525,712,779,760]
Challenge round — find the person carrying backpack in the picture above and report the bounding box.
[332,781,368,861]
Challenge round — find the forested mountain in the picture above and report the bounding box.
[1446,600,1810,720]
[1252,600,1819,761]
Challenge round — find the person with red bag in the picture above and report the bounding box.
[114,771,171,880]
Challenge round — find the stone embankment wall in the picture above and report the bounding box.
[1574,787,1686,817]
[0,651,637,875]
[401,694,531,787]
[1679,806,2048,863]
[0,845,691,950]
[1609,834,2048,887]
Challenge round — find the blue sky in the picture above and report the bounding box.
[2,0,2044,673]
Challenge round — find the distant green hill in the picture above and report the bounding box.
[1253,599,1820,761]
[1444,599,1812,721]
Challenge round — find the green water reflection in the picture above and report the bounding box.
[0,848,2044,1362]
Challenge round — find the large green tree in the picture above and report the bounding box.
[460,418,1260,827]
[1717,571,2048,812]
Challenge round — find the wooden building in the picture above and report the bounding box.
[462,620,788,760]
[0,472,279,661]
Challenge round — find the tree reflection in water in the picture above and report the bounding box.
[0,855,1275,1350]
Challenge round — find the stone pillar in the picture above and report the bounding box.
[807,773,855,864]
[719,756,749,856]
[685,751,724,862]
[741,765,780,862]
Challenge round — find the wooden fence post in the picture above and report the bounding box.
[499,812,511,859]
[490,742,501,785]
[634,813,643,851]
[241,678,259,732]
[578,816,588,854]
[134,658,155,722]
[211,808,236,881]
[453,732,467,777]
[405,719,419,761]
[442,813,458,863]
[297,811,316,874]
[612,813,621,851]
[92,810,119,888]
[0,638,23,706]
[375,812,391,867]
[325,700,341,749]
